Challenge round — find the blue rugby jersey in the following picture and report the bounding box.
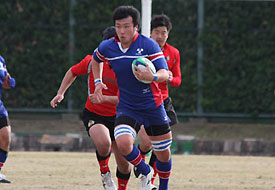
[93,33,168,111]
[0,56,9,117]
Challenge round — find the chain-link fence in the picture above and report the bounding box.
[1,0,275,119]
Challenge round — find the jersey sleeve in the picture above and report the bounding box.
[0,61,7,81]
[170,49,182,87]
[146,38,168,71]
[71,55,92,76]
[93,40,109,63]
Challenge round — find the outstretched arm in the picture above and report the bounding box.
[50,68,76,108]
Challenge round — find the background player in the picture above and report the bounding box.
[0,55,16,183]
[91,6,173,190]
[50,27,131,190]
[136,14,182,186]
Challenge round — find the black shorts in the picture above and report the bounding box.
[164,97,179,126]
[81,108,116,141]
[115,115,141,133]
[0,116,10,129]
[115,115,170,137]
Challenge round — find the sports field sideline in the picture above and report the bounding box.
[1,152,275,190]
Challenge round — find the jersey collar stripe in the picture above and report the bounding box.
[132,32,139,42]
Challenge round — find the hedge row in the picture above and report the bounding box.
[0,0,274,115]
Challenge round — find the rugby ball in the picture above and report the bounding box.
[132,57,156,84]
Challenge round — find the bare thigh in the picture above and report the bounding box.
[89,124,112,156]
[138,125,152,152]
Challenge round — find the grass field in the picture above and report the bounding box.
[1,152,275,190]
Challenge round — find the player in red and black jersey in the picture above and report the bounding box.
[136,14,182,187]
[151,14,181,126]
[50,27,131,190]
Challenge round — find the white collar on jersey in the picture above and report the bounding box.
[117,42,129,53]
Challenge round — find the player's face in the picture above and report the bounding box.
[115,16,137,48]
[151,26,169,49]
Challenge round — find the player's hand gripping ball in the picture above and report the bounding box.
[132,57,156,84]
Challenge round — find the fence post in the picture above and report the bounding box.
[67,0,76,112]
[141,0,152,37]
[197,0,204,115]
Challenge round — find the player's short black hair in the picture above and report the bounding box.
[112,5,140,27]
[151,14,172,32]
[102,26,116,40]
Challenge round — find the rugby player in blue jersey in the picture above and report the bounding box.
[91,6,172,190]
[0,55,16,183]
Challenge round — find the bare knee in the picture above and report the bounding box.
[139,141,152,153]
[116,136,134,156]
[89,124,112,156]
[95,140,112,156]
[0,126,11,151]
[154,149,171,162]
[138,126,152,152]
[114,125,136,155]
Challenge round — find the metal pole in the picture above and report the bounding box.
[141,0,152,37]
[197,0,204,115]
[67,0,76,112]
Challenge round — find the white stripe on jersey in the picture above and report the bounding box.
[87,59,93,96]
[107,55,147,61]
